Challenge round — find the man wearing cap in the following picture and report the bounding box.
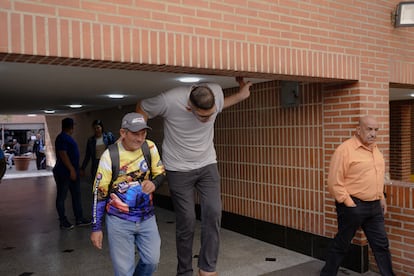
[91,112,166,276]
[53,117,91,229]
[136,77,252,276]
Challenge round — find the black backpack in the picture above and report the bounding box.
[107,140,152,186]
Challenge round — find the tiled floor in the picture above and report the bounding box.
[0,160,379,275]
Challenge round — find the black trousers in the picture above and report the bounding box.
[35,151,46,169]
[320,198,395,276]
[53,172,83,222]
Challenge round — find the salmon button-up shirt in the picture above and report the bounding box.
[327,135,385,206]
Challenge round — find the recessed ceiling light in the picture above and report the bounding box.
[178,77,201,83]
[410,93,414,97]
[27,114,37,117]
[69,104,83,108]
[44,110,55,114]
[108,94,125,99]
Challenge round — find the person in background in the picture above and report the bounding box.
[136,77,252,276]
[320,115,395,276]
[53,117,91,230]
[7,139,20,169]
[81,119,116,179]
[90,112,166,276]
[0,147,6,182]
[33,133,46,170]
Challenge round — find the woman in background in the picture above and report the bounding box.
[80,120,116,179]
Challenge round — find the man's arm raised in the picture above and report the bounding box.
[136,100,149,121]
[223,77,252,109]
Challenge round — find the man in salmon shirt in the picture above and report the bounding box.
[320,115,395,276]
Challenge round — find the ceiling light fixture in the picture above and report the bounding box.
[27,114,37,117]
[410,93,414,97]
[392,1,414,27]
[69,104,83,108]
[44,110,55,114]
[108,94,125,99]
[178,77,201,83]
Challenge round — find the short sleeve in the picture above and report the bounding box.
[141,93,168,119]
[207,83,224,112]
[55,134,67,152]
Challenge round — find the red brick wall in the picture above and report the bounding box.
[1,0,365,80]
[390,101,412,182]
[383,183,414,275]
[217,81,325,234]
[1,1,412,81]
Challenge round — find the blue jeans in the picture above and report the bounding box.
[106,214,161,276]
[167,163,222,276]
[321,198,395,276]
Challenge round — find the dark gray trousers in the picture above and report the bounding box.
[167,163,221,276]
[321,198,395,276]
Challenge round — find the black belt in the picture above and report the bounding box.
[351,196,379,204]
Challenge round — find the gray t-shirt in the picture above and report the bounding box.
[141,83,224,171]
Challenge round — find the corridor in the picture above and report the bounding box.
[0,162,378,276]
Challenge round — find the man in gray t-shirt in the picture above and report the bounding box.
[136,77,252,276]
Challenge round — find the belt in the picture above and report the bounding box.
[351,196,379,204]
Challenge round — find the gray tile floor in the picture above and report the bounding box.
[0,160,379,275]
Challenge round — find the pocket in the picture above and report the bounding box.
[350,196,362,205]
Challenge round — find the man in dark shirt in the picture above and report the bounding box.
[53,118,90,230]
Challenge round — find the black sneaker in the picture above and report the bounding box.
[76,218,92,227]
[60,220,74,230]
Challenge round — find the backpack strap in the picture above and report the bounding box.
[141,140,152,180]
[108,143,119,186]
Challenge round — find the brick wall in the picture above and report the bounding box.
[216,81,324,234]
[383,183,414,275]
[390,101,412,182]
[1,0,366,80]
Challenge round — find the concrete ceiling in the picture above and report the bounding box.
[0,61,412,116]
[0,61,256,115]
